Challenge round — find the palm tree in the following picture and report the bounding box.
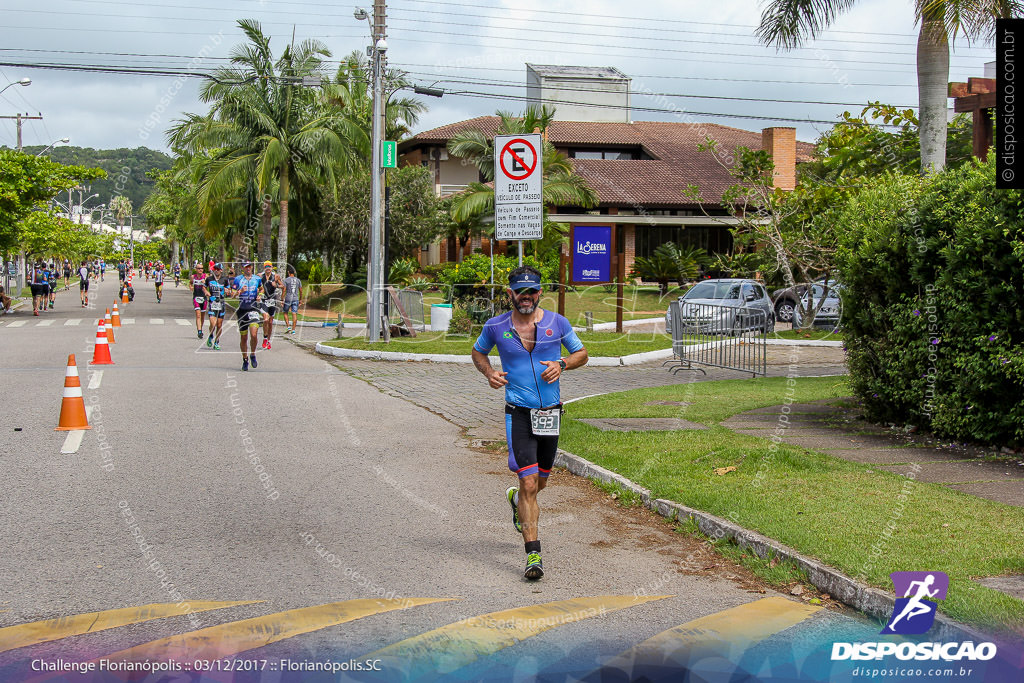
[447,106,599,223]
[169,19,358,267]
[757,0,1022,173]
[328,51,426,162]
[109,196,132,237]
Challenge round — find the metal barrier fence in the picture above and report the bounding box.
[388,288,426,332]
[666,300,767,377]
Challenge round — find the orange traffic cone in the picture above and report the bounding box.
[90,318,114,365]
[111,303,121,327]
[56,354,91,431]
[105,309,115,343]
[122,288,129,304]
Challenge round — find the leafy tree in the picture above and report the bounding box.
[0,149,106,253]
[317,165,442,277]
[804,102,975,182]
[757,0,1023,173]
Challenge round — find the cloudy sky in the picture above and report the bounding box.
[0,0,997,153]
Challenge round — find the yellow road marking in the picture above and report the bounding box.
[365,595,671,680]
[601,596,820,672]
[99,598,451,662]
[0,601,260,653]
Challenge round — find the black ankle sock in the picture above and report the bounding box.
[525,541,541,554]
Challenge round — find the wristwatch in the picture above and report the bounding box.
[558,358,567,370]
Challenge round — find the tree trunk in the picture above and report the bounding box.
[171,239,179,266]
[260,197,273,262]
[277,172,290,268]
[917,17,949,174]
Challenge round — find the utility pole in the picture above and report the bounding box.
[0,113,44,151]
[366,0,388,343]
[2,113,43,294]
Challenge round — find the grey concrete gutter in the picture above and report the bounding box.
[553,448,996,644]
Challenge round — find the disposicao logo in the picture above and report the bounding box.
[831,571,997,663]
[882,571,948,635]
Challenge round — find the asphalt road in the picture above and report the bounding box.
[0,278,905,682]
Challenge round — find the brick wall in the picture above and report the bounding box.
[761,127,796,191]
[623,224,636,277]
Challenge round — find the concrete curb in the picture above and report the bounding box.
[314,341,671,366]
[553,447,995,644]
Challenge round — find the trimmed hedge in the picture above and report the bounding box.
[835,157,1024,445]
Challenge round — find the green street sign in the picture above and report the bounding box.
[382,140,397,168]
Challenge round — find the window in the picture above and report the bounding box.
[568,149,638,160]
[635,226,733,259]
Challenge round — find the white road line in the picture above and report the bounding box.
[36,319,54,327]
[7,320,26,327]
[122,318,135,324]
[60,405,94,455]
[175,319,191,326]
[88,370,103,390]
[65,319,82,326]
[150,318,164,325]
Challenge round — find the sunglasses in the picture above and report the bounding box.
[515,287,541,295]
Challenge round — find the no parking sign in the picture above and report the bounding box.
[494,134,543,240]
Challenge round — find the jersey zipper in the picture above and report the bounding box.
[510,317,544,408]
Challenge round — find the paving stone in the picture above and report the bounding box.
[947,481,1024,507]
[813,448,926,465]
[878,461,1024,484]
[578,417,708,432]
[975,575,1024,600]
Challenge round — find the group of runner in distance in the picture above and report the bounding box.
[187,260,303,371]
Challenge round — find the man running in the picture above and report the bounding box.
[281,266,302,334]
[191,264,207,338]
[258,261,283,349]
[173,262,181,287]
[117,258,126,285]
[78,260,90,307]
[204,263,228,349]
[153,262,165,303]
[471,266,588,581]
[63,261,72,289]
[229,262,263,371]
[99,259,106,282]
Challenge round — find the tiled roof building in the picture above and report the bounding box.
[400,116,815,270]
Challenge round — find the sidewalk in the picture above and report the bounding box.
[723,400,1024,507]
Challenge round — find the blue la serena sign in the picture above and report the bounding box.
[572,226,612,282]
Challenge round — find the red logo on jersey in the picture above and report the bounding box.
[545,329,553,336]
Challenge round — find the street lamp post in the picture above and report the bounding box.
[36,137,70,157]
[356,4,388,343]
[0,78,30,95]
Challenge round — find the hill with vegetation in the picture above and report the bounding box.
[6,145,173,220]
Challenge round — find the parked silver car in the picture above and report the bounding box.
[666,278,775,334]
[792,281,842,329]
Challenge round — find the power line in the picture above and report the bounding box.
[399,71,918,108]
[20,2,995,56]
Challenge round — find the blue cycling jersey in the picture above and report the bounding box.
[474,309,584,409]
[232,274,262,306]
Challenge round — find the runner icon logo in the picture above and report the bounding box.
[881,571,949,635]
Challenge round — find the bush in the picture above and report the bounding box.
[836,158,1024,445]
[447,302,475,335]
